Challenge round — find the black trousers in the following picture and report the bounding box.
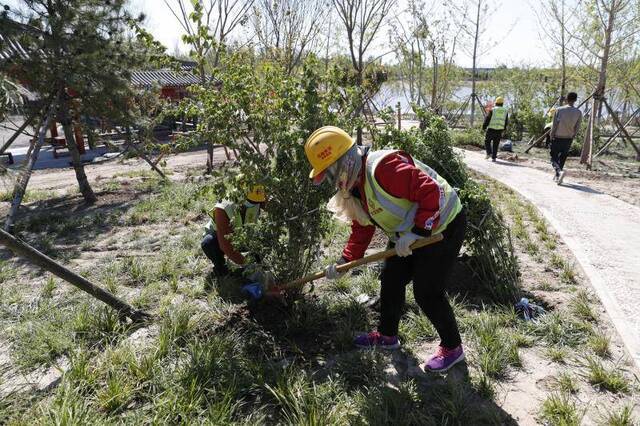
[484,130,502,159]
[550,138,572,171]
[379,210,467,349]
[201,232,229,276]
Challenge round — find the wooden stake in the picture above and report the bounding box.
[4,107,54,232]
[594,107,640,158]
[602,100,640,160]
[0,228,150,322]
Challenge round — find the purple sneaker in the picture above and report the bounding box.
[423,345,465,372]
[354,331,401,350]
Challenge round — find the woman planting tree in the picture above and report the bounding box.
[201,185,266,278]
[305,126,467,373]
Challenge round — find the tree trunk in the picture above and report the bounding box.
[581,97,596,168]
[431,53,438,110]
[356,66,364,146]
[580,1,615,166]
[559,0,566,103]
[470,0,481,127]
[59,98,96,203]
[4,109,54,233]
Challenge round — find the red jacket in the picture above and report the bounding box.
[342,151,443,262]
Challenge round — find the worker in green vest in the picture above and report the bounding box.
[482,96,509,162]
[201,186,266,277]
[304,126,467,373]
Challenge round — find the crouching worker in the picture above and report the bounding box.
[305,126,467,373]
[201,186,266,277]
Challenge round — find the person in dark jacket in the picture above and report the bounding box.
[482,97,509,162]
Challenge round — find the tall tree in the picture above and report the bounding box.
[164,0,255,71]
[391,0,463,111]
[456,0,498,127]
[565,0,640,165]
[535,0,580,103]
[164,0,254,172]
[252,0,327,73]
[0,0,159,209]
[332,0,396,144]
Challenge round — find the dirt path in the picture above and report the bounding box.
[459,148,640,368]
[25,149,216,193]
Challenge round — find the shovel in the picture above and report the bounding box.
[242,233,443,301]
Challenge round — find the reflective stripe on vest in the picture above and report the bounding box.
[488,106,507,130]
[363,150,462,237]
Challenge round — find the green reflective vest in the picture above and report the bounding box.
[204,201,260,235]
[363,150,462,238]
[488,106,507,130]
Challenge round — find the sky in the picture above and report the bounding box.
[5,0,553,68]
[128,0,553,68]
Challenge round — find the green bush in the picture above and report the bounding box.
[372,107,520,304]
[452,128,485,148]
[181,55,353,283]
[507,107,546,141]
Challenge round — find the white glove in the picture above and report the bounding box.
[395,232,420,257]
[325,262,345,280]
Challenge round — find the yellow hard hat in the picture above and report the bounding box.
[247,185,266,203]
[495,96,504,105]
[305,126,355,180]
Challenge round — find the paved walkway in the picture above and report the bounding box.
[458,149,640,367]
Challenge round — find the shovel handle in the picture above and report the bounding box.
[275,233,444,292]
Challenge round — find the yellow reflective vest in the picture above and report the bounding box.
[204,201,260,235]
[363,150,462,238]
[488,106,507,130]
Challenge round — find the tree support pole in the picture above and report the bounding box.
[0,110,39,155]
[124,127,167,180]
[602,100,640,160]
[594,107,640,158]
[0,228,151,322]
[4,106,54,232]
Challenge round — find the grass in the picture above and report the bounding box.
[547,346,569,363]
[0,259,17,283]
[0,188,54,203]
[588,330,611,358]
[3,165,635,425]
[584,357,630,394]
[464,309,521,379]
[539,392,582,426]
[572,290,598,322]
[556,372,579,394]
[525,311,592,348]
[600,405,636,426]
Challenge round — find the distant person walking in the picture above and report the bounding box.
[550,92,582,185]
[482,97,508,162]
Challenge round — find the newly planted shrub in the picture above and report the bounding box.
[182,55,349,283]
